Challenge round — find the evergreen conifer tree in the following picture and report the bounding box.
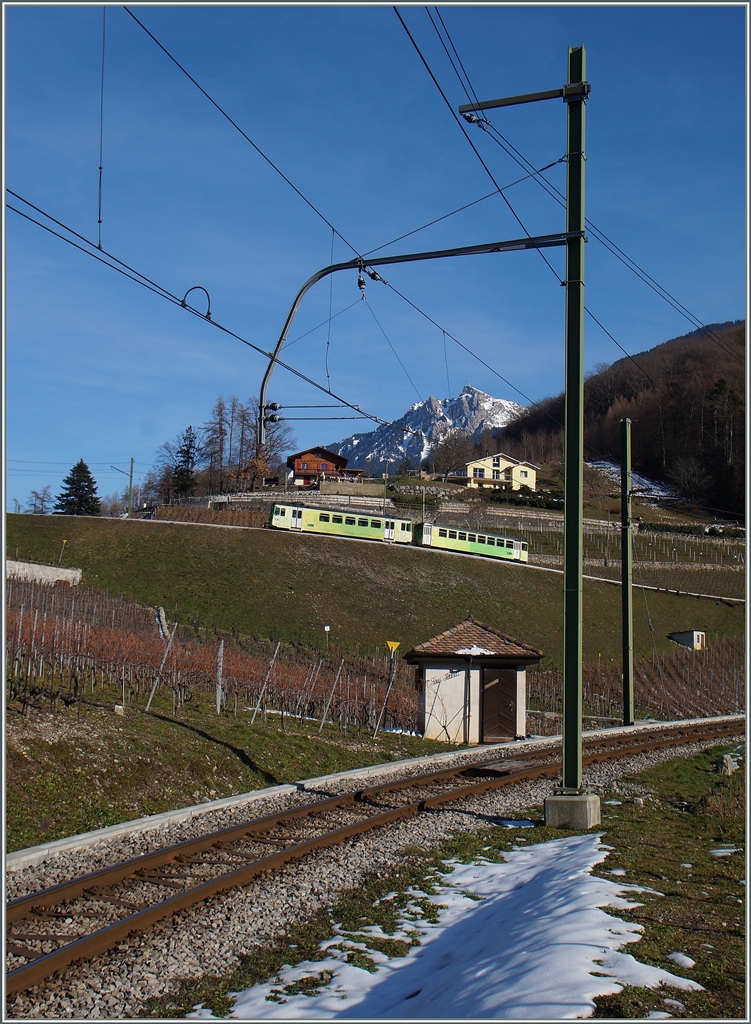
[54,460,101,516]
[172,426,199,497]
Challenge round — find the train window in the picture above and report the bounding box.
[477,535,485,544]
[467,534,476,543]
[505,539,513,548]
[522,542,528,551]
[358,519,369,527]
[448,530,457,539]
[438,528,448,537]
[277,507,286,516]
[332,515,343,524]
[370,520,381,529]
[400,522,411,531]
[458,532,467,541]
[345,517,356,525]
[318,513,330,522]
[486,537,495,545]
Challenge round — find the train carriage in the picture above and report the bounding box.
[270,503,413,544]
[414,522,528,562]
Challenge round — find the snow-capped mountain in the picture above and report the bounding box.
[326,385,524,471]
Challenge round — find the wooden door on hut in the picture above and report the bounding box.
[481,667,516,741]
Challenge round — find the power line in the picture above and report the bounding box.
[363,298,422,401]
[6,196,425,442]
[97,5,106,249]
[393,5,562,286]
[431,8,743,367]
[362,157,566,258]
[123,6,362,259]
[399,11,742,464]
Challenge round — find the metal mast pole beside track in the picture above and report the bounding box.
[461,46,590,795]
[561,44,587,792]
[621,417,635,726]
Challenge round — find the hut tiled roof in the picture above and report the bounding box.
[404,616,543,661]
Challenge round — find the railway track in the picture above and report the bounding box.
[6,717,743,995]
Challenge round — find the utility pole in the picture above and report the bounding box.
[459,46,597,826]
[111,458,134,517]
[561,44,587,794]
[621,418,634,725]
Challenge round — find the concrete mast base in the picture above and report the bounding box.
[544,792,601,828]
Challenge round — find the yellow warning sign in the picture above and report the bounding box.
[386,641,400,652]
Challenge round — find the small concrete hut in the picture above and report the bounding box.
[404,616,543,745]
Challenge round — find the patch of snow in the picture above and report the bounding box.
[646,1012,672,1019]
[710,848,739,857]
[605,800,622,805]
[666,952,696,969]
[193,834,703,1020]
[497,819,535,828]
[609,869,627,876]
[663,997,686,1011]
[455,645,495,656]
[586,460,675,498]
[680,863,692,868]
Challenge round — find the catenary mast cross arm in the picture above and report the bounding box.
[258,231,577,443]
[458,82,591,113]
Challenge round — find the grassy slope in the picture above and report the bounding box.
[6,514,743,662]
[5,690,456,852]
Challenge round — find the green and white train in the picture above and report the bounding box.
[270,503,528,564]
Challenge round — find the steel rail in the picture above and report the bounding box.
[6,718,743,994]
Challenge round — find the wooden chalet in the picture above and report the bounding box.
[286,447,364,488]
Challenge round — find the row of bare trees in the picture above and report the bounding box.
[99,396,297,514]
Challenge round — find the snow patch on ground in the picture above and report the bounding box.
[190,834,702,1020]
[586,460,675,497]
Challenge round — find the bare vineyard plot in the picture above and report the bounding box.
[5,580,417,734]
[6,579,744,734]
[528,631,745,722]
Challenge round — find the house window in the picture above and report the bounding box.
[321,463,328,471]
[300,462,308,470]
[472,467,485,478]
[503,470,512,480]
[520,470,528,478]
[492,470,501,480]
[492,457,500,467]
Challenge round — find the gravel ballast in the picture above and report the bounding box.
[6,727,743,1020]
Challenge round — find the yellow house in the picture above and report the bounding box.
[464,453,537,491]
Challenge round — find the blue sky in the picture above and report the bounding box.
[4,3,747,510]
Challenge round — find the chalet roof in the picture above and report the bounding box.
[404,616,543,662]
[465,453,540,470]
[286,447,347,469]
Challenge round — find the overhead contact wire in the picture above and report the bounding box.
[123,6,362,259]
[97,6,106,249]
[6,199,424,442]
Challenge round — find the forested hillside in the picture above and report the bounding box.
[500,321,745,515]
